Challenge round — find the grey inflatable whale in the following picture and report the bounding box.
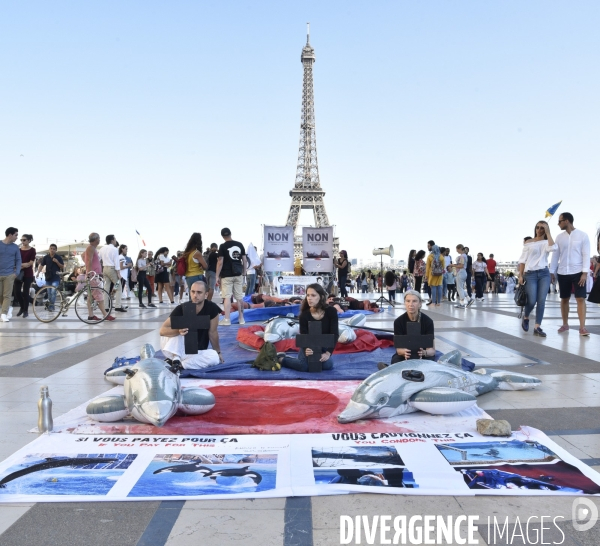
[87,344,215,427]
[255,313,367,344]
[338,350,541,423]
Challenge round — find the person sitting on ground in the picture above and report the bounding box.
[159,281,224,369]
[378,290,435,370]
[277,283,339,372]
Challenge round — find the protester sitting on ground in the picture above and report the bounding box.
[326,294,380,313]
[228,295,303,312]
[277,283,339,372]
[159,281,224,369]
[378,290,435,370]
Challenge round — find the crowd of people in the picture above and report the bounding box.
[0,214,598,367]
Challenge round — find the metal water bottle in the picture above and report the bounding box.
[38,386,53,433]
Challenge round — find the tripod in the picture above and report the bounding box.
[374,253,393,307]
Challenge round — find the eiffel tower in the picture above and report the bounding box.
[285,24,338,260]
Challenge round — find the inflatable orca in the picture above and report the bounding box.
[0,457,118,488]
[255,314,366,344]
[88,344,215,427]
[337,350,541,423]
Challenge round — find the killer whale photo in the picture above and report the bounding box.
[129,453,278,497]
[0,454,135,496]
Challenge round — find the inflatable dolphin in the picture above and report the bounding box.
[337,350,541,423]
[87,344,215,427]
[255,313,366,344]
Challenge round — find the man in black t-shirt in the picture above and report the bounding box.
[215,228,247,326]
[159,281,224,369]
[37,244,64,311]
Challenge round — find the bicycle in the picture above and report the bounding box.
[32,272,114,324]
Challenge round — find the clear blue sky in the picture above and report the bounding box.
[2,1,599,264]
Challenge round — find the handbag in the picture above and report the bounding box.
[16,269,25,282]
[514,281,528,318]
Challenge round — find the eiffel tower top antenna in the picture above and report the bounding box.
[286,24,335,259]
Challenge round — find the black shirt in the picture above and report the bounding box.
[393,312,434,337]
[218,240,246,278]
[207,251,218,273]
[169,300,221,351]
[299,306,339,354]
[41,254,64,282]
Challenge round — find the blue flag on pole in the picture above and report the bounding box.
[545,201,562,218]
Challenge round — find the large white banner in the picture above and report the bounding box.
[263,226,294,272]
[1,428,599,502]
[302,226,334,273]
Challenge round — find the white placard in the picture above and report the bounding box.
[263,226,294,272]
[302,227,334,272]
[276,275,322,297]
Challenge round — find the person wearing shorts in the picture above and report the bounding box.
[215,228,246,326]
[550,212,591,336]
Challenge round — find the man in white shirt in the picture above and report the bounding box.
[549,212,591,336]
[98,234,126,312]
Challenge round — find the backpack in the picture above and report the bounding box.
[177,256,187,276]
[432,258,444,276]
[251,341,281,371]
[232,259,244,276]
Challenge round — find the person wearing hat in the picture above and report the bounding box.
[215,228,247,326]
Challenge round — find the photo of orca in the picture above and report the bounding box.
[129,453,276,497]
[455,461,600,494]
[0,457,118,488]
[0,453,135,496]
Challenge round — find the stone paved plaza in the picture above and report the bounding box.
[1,292,600,545]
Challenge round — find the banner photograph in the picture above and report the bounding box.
[1,428,599,502]
[302,226,334,272]
[276,275,323,297]
[263,226,294,272]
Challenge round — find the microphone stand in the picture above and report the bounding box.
[374,253,393,307]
